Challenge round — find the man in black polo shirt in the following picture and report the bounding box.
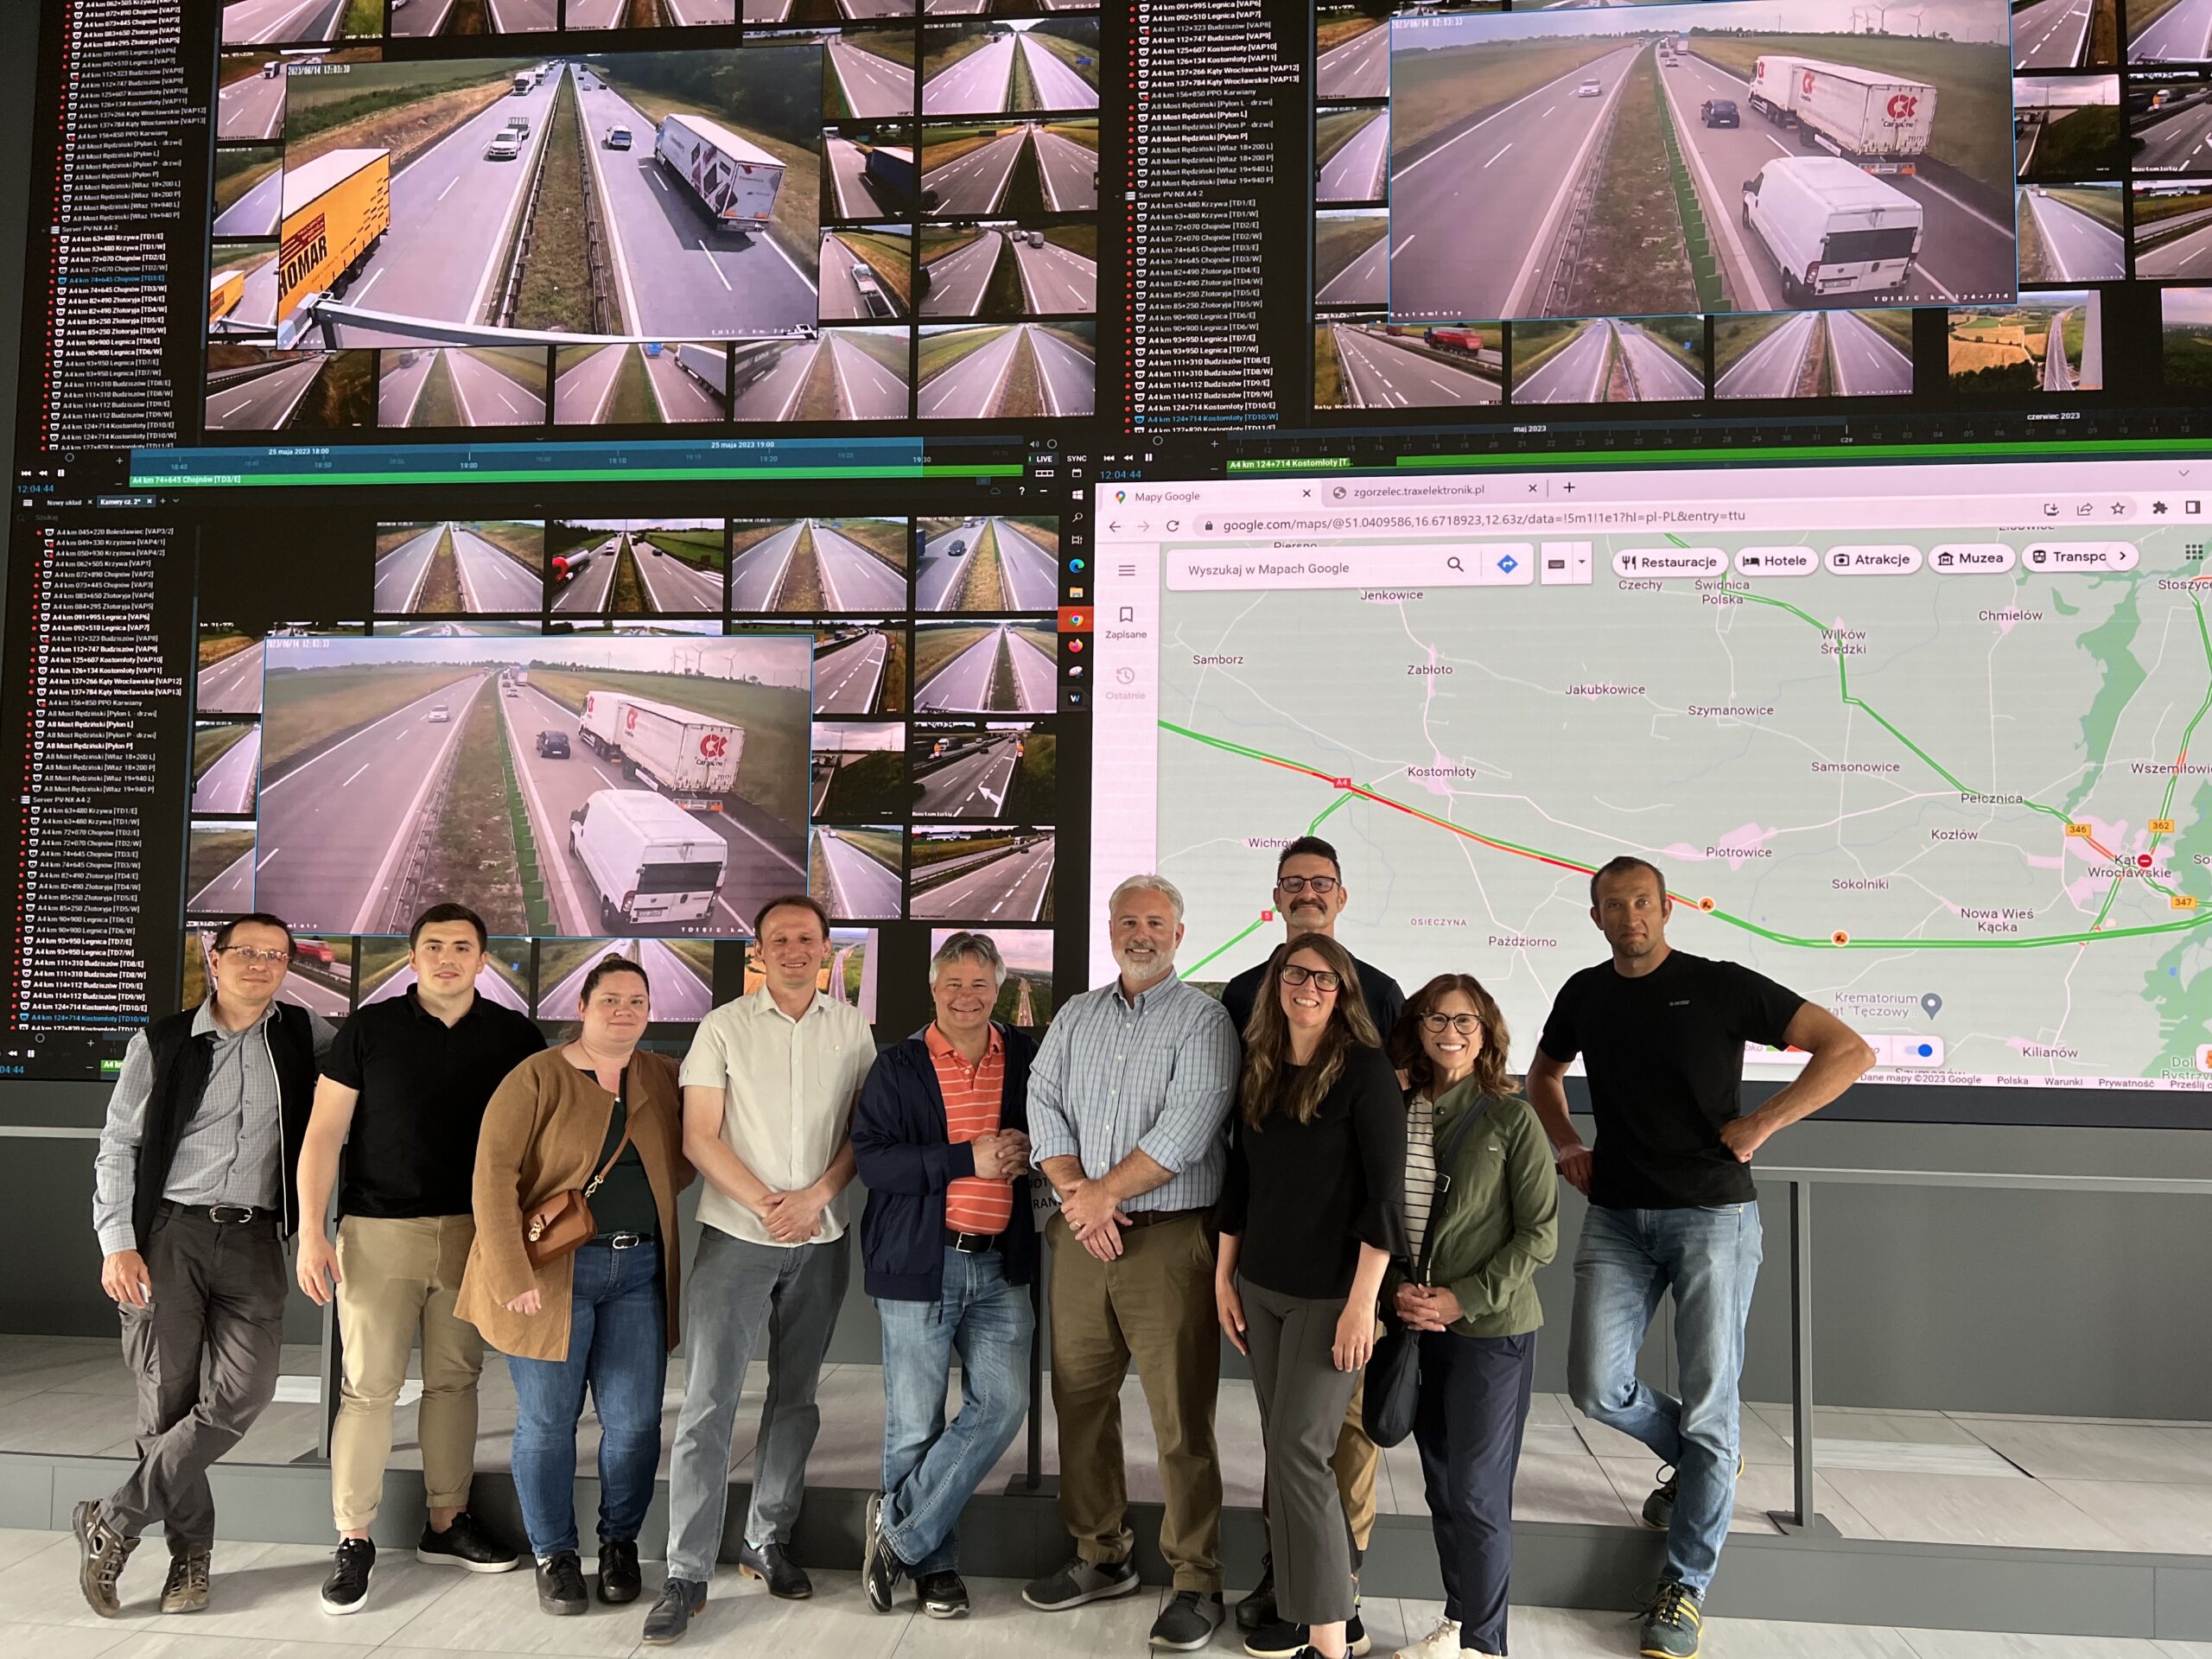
[294,903,545,1616]
[1527,856,1872,1659]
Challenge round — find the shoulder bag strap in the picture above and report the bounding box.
[583,1071,633,1198]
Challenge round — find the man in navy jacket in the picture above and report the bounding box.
[853,931,1040,1620]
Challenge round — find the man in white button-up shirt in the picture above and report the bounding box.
[647,894,876,1647]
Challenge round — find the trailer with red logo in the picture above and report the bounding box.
[653,113,785,234]
[1744,55,1936,172]
[577,690,744,806]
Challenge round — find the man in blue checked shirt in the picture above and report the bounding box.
[1021,873,1241,1653]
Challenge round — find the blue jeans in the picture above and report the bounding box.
[874,1246,1034,1574]
[505,1240,667,1560]
[1568,1201,1763,1595]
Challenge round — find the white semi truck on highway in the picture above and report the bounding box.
[568,789,728,931]
[654,114,785,232]
[578,690,744,804]
[1745,55,1937,169]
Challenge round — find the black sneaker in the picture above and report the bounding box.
[1642,1457,1745,1531]
[160,1548,211,1614]
[1638,1579,1704,1659]
[861,1492,905,1613]
[1246,1613,1370,1659]
[642,1575,707,1646]
[1023,1554,1140,1611]
[1151,1590,1225,1651]
[72,1499,137,1619]
[917,1568,970,1618]
[537,1551,588,1616]
[736,1538,811,1599]
[1235,1554,1276,1631]
[321,1537,376,1617]
[598,1537,641,1605]
[418,1510,524,1573]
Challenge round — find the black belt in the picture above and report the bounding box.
[1121,1206,1205,1230]
[590,1231,654,1250]
[944,1227,1003,1254]
[160,1201,280,1230]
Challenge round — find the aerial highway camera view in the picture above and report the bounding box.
[2018,182,2125,280]
[1386,0,2018,321]
[912,618,1058,711]
[728,518,912,612]
[1510,317,1707,403]
[908,827,1057,923]
[821,226,915,321]
[187,822,258,918]
[253,634,813,939]
[375,521,545,616]
[222,0,379,47]
[931,925,1054,1027]
[2013,0,2120,67]
[909,722,1054,821]
[1948,289,2104,392]
[1713,306,1912,396]
[1317,105,1391,204]
[723,323,913,420]
[378,347,548,427]
[218,53,288,143]
[736,925,878,1024]
[2162,286,2212,387]
[263,48,824,353]
[2127,76,2212,172]
[533,938,718,1027]
[554,341,731,423]
[2014,74,2124,179]
[806,622,911,715]
[203,346,374,432]
[550,519,728,615]
[209,242,278,337]
[185,931,355,1020]
[916,515,1061,611]
[199,628,271,717]
[918,222,1097,319]
[2133,0,2212,63]
[1315,319,1504,409]
[1315,209,1389,307]
[920,21,1103,117]
[917,322,1096,416]
[810,721,906,820]
[810,825,905,920]
[917,117,1099,217]
[824,26,918,120]
[193,723,264,817]
[2134,177,2212,276]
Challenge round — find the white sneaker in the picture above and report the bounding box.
[1393,1617,1461,1659]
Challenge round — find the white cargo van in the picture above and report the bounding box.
[568,789,728,930]
[1741,156,1922,304]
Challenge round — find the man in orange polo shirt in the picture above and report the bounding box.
[851,931,1042,1619]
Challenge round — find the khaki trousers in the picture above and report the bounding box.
[1047,1211,1224,1593]
[330,1214,485,1531]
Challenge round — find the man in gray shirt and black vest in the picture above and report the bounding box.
[74,913,334,1619]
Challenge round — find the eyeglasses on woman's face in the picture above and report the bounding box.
[1420,1013,1481,1035]
[1280,963,1342,992]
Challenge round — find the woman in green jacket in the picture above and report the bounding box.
[1385,975,1559,1659]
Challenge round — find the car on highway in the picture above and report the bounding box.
[427,704,451,722]
[947,537,967,556]
[537,729,570,758]
[1701,99,1740,128]
[504,684,519,698]
[1577,77,1603,97]
[1026,230,1045,248]
[850,263,893,318]
[607,125,632,149]
[1742,156,1923,304]
[485,132,524,162]
[569,788,729,931]
[504,117,531,139]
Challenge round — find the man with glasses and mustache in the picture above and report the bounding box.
[75,914,334,1619]
[1217,836,1403,1651]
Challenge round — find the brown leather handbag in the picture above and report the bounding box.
[523,1113,632,1270]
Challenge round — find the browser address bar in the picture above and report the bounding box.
[1166,543,1543,591]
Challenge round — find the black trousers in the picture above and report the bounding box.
[1413,1328,1536,1656]
[105,1208,289,1551]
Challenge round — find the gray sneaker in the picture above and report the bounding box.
[1151,1590,1226,1651]
[72,1499,138,1618]
[1022,1554,1141,1611]
[1641,1456,1745,1530]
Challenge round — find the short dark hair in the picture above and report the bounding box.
[580,953,651,1006]
[753,892,831,940]
[1275,836,1341,877]
[1589,855,1669,908]
[409,902,488,951]
[213,913,295,957]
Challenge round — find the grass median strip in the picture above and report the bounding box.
[515,68,593,331]
[419,681,528,936]
[1574,56,1698,317]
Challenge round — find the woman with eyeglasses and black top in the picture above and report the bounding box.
[1382,976,1558,1659]
[456,956,694,1619]
[1217,933,1405,1659]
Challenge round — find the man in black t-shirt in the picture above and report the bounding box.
[1216,835,1403,1646]
[1526,857,1872,1659]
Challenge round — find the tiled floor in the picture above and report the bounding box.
[0,1530,2209,1659]
[10,1332,2212,1557]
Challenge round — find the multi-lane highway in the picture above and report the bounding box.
[731,339,819,420]
[649,345,727,419]
[380,349,436,425]
[452,525,543,612]
[919,327,1020,417]
[194,729,264,815]
[485,0,559,29]
[660,0,738,20]
[910,834,1055,922]
[824,331,912,418]
[1031,324,1094,416]
[223,0,345,46]
[375,525,442,611]
[1011,235,1097,313]
[828,35,915,118]
[213,168,282,238]
[563,0,627,25]
[815,830,902,918]
[1317,24,1389,99]
[2015,0,2094,65]
[813,521,910,608]
[916,623,1056,711]
[923,231,1005,316]
[191,844,258,913]
[1332,325,1499,407]
[2133,0,2212,61]
[916,518,1058,610]
[1716,311,1817,397]
[273,959,350,1020]
[1827,309,1913,395]
[817,632,892,713]
[2131,98,2212,171]
[537,940,713,1021]
[915,734,1020,817]
[198,643,266,715]
[576,75,817,338]
[1033,124,1097,210]
[923,131,1030,216]
[205,358,324,430]
[1317,229,1387,306]
[446,350,545,425]
[923,34,1100,116]
[2024,188,2126,281]
[2044,309,2081,391]
[1018,34,1101,111]
[632,537,724,613]
[1515,321,1614,404]
[218,67,284,143]
[730,522,808,610]
[329,70,562,345]
[554,346,625,423]
[557,345,724,421]
[823,236,907,321]
[2139,207,2212,275]
[1319,110,1390,203]
[552,533,622,613]
[1613,321,1702,400]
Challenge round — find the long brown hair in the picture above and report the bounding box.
[1239,932,1379,1128]
[1389,973,1514,1099]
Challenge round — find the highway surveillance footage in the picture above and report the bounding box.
[1386,0,2019,321]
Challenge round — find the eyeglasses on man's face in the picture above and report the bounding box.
[1280,964,1343,992]
[217,947,290,967]
[1275,875,1339,896]
[1421,1013,1481,1035]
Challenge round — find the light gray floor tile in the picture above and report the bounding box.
[0,1620,138,1657]
[885,1575,1165,1656]
[1820,1468,2128,1551]
[1954,1418,2212,1485]
[1750,1404,1986,1447]
[1896,1630,2176,1657]
[0,1526,72,1572]
[95,1634,382,1659]
[1500,1450,1641,1528]
[647,1569,912,1659]
[2038,1478,2212,1554]
[380,1558,650,1656]
[1698,1616,1923,1656]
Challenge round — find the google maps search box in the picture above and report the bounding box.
[1166,543,1537,590]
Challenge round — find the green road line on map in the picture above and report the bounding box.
[1309,792,1354,832]
[1182,917,1266,978]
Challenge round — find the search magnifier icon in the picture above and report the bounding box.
[1446,556,1466,572]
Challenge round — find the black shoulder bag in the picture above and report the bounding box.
[1363,1095,1488,1448]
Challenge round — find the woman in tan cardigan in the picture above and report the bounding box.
[457,955,692,1620]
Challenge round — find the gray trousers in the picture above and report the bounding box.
[1243,1276,1362,1626]
[665,1225,849,1583]
[105,1208,289,1551]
